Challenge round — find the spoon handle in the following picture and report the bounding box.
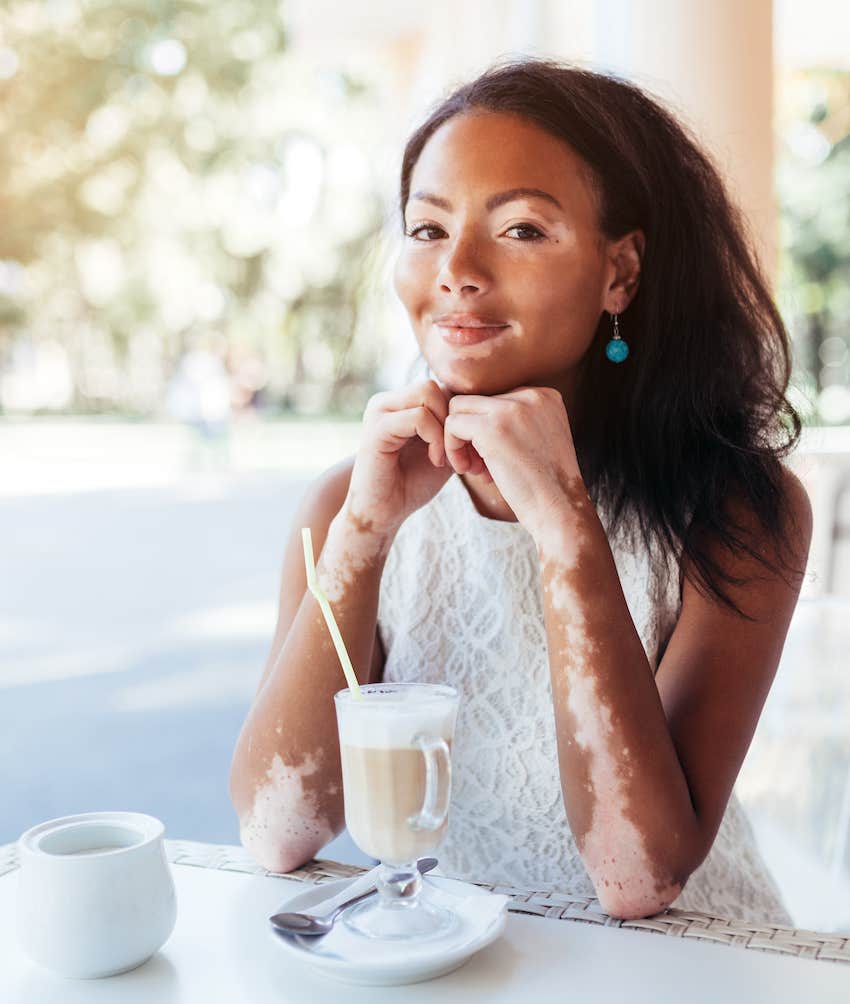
[270,858,439,934]
[326,883,383,921]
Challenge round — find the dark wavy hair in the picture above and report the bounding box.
[397,57,806,620]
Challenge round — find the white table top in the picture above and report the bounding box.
[2,855,849,1003]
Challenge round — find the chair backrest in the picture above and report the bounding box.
[828,470,850,593]
[737,595,850,931]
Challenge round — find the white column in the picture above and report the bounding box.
[593,0,777,289]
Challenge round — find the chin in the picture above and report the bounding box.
[430,366,479,394]
[435,371,516,397]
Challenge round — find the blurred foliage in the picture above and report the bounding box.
[0,0,392,417]
[777,67,850,424]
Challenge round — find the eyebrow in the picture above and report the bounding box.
[408,187,563,213]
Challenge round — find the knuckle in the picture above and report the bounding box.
[418,378,437,402]
[425,382,446,413]
[493,410,511,432]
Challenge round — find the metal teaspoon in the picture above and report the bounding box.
[269,857,439,937]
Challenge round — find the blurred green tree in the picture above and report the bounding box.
[777,67,850,425]
[0,0,388,416]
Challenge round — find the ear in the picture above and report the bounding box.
[601,229,644,315]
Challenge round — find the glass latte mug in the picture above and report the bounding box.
[334,682,459,940]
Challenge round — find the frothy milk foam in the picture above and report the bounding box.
[338,690,454,863]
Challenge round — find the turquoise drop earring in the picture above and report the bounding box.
[605,312,629,363]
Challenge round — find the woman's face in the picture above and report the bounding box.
[393,110,632,400]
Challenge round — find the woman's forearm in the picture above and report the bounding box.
[534,477,700,919]
[229,507,392,872]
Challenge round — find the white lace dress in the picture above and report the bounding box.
[376,472,792,925]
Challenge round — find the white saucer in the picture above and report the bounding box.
[269,873,508,986]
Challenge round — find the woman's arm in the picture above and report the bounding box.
[536,466,812,920]
[231,378,455,873]
[228,458,389,873]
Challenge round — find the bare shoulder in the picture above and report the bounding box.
[777,465,813,544]
[678,461,818,626]
[683,464,813,596]
[722,464,813,577]
[298,454,357,527]
[278,453,358,625]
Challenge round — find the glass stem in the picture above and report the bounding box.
[376,860,421,909]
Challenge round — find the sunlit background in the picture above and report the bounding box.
[2,0,849,934]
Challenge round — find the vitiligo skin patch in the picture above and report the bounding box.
[239,749,338,874]
[537,472,689,916]
[316,512,386,603]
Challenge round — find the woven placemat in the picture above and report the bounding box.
[3,839,847,964]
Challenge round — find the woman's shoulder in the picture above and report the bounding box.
[683,464,811,546]
[679,464,813,618]
[282,456,357,567]
[725,465,812,553]
[301,455,356,517]
[777,465,813,531]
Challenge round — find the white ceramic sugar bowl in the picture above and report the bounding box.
[16,811,177,979]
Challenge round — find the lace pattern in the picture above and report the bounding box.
[377,473,792,925]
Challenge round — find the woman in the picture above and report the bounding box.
[229,58,812,923]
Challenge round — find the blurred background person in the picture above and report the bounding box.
[165,333,233,471]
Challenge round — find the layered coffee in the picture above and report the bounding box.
[337,688,455,864]
[340,741,452,862]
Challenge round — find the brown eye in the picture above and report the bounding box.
[505,224,545,241]
[405,224,444,240]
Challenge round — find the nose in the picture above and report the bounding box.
[437,229,492,295]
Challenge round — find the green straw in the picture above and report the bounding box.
[301,527,363,701]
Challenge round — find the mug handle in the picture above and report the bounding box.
[407,733,452,831]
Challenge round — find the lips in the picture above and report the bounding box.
[435,312,508,326]
[437,324,508,346]
[434,314,510,347]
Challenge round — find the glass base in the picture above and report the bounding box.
[342,893,459,941]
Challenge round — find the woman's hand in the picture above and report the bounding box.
[443,386,585,537]
[344,379,454,538]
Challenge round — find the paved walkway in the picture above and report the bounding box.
[0,418,368,866]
